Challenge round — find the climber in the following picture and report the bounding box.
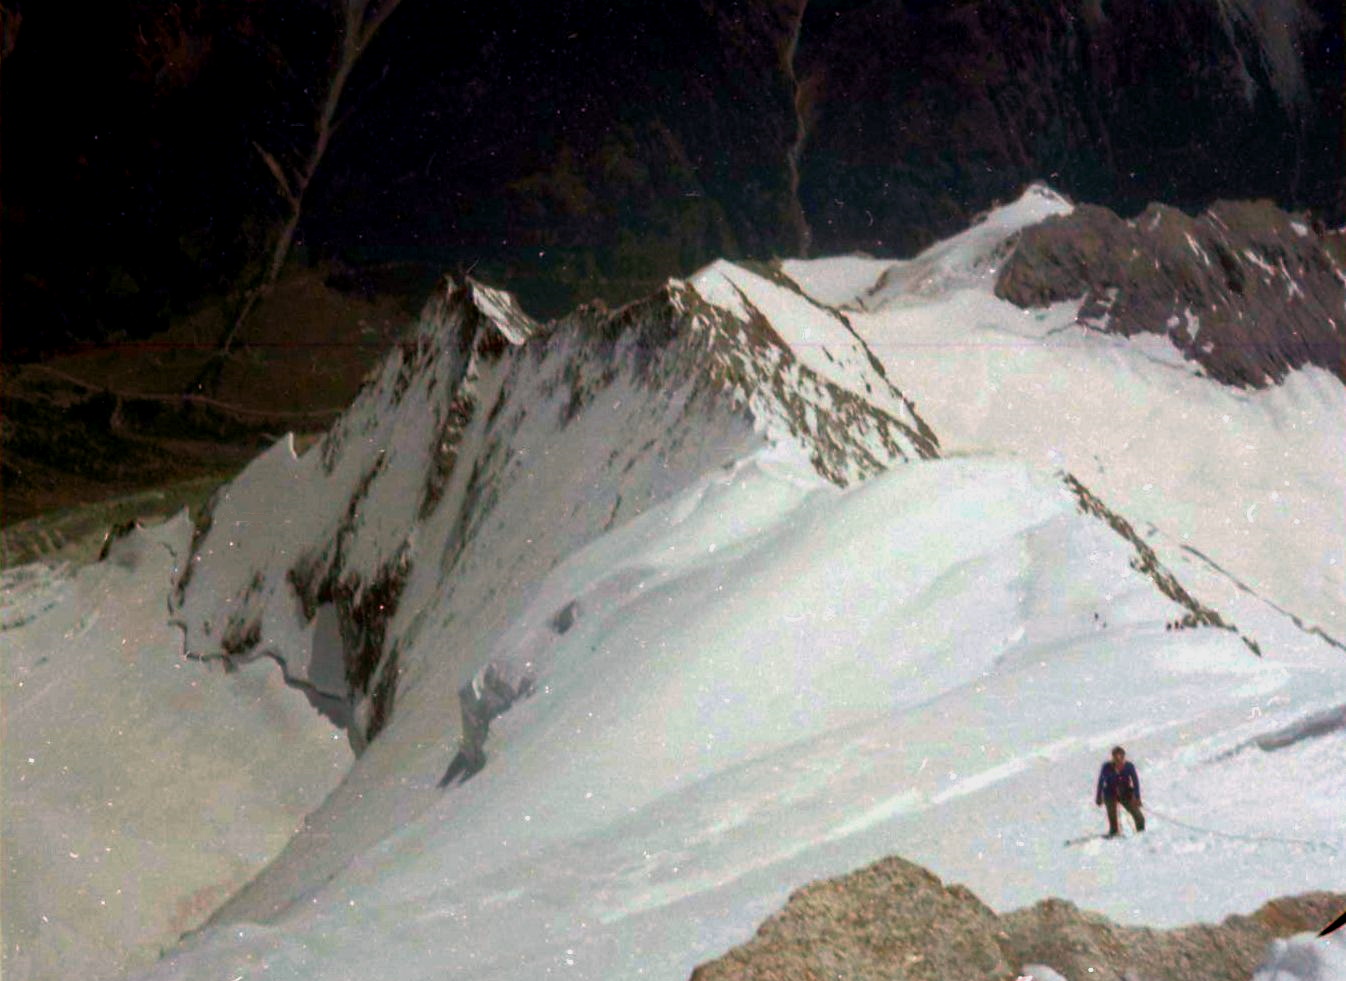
[1095,745,1145,837]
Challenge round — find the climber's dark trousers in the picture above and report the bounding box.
[1106,795,1145,835]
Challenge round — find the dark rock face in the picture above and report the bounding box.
[689,854,1345,981]
[797,0,1345,257]
[995,200,1346,386]
[4,0,1341,357]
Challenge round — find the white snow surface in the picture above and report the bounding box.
[1022,966,1073,981]
[6,186,1345,981]
[783,183,1074,308]
[781,189,1346,638]
[1,518,351,981]
[134,452,1345,981]
[1253,934,1346,981]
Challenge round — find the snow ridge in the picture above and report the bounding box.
[175,271,939,753]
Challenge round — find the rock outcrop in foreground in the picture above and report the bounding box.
[689,855,1344,981]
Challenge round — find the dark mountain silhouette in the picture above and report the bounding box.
[3,0,1342,359]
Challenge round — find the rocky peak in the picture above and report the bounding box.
[995,199,1346,386]
[174,262,940,755]
[689,853,1345,981]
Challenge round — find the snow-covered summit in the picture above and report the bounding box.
[164,262,944,925]
[175,263,941,745]
[782,182,1074,308]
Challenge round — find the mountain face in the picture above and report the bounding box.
[174,269,936,754]
[171,185,1346,789]
[795,0,1345,256]
[995,200,1346,386]
[4,0,1342,355]
[6,189,1346,981]
[127,188,1345,977]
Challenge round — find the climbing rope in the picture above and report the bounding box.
[1144,806,1340,854]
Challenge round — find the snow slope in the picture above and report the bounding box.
[782,186,1346,638]
[1,518,350,981]
[163,273,935,930]
[135,450,1345,981]
[5,186,1344,981]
